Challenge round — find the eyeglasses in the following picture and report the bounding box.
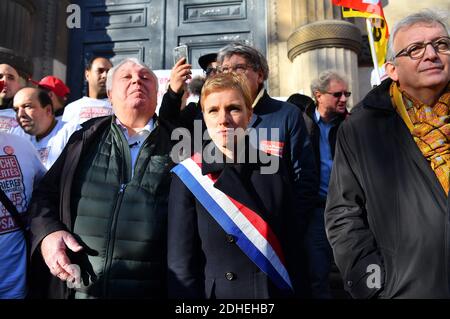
[218,64,253,74]
[325,91,351,98]
[395,36,450,60]
[205,67,217,77]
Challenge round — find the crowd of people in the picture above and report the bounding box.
[0,9,449,299]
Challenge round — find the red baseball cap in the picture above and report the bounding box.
[31,75,70,97]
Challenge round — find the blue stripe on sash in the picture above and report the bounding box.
[172,163,292,292]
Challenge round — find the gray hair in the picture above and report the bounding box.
[217,42,269,81]
[310,70,348,100]
[188,75,205,96]
[386,9,449,62]
[106,58,158,92]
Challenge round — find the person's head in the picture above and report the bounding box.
[85,56,112,99]
[35,75,70,113]
[201,73,253,155]
[106,58,159,129]
[217,43,268,100]
[198,53,218,78]
[311,70,349,121]
[13,87,55,138]
[286,93,314,112]
[188,76,205,97]
[0,64,22,100]
[385,9,450,103]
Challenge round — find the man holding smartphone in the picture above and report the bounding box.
[159,51,218,132]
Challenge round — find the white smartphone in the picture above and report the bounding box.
[173,44,189,65]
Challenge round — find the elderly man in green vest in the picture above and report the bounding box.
[28,58,174,299]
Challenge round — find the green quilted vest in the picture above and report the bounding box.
[71,121,172,298]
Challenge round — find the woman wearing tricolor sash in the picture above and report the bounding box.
[168,73,306,298]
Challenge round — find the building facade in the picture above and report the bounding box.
[0,0,448,106]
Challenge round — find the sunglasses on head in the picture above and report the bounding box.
[325,91,351,98]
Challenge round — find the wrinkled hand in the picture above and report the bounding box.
[41,230,83,282]
[170,57,192,94]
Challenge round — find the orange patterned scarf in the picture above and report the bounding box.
[391,81,450,194]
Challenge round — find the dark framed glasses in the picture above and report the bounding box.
[325,91,351,98]
[395,36,450,60]
[218,64,252,74]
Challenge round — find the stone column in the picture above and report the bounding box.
[287,1,362,107]
[0,0,35,78]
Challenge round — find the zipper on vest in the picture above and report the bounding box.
[102,183,127,297]
[132,134,154,177]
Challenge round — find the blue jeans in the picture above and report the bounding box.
[305,206,333,298]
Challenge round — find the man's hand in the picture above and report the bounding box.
[170,58,192,94]
[41,230,83,282]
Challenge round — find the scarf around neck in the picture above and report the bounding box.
[390,81,450,194]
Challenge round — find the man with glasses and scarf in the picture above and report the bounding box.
[302,70,349,298]
[217,42,318,297]
[326,9,450,298]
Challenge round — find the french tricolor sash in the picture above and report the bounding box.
[171,154,293,292]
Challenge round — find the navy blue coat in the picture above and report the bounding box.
[250,91,318,219]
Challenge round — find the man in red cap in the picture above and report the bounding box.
[34,76,70,118]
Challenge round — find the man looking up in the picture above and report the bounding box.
[28,58,174,299]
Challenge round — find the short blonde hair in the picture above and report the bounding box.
[201,73,252,112]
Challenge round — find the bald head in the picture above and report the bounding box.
[13,87,54,138]
[0,64,22,99]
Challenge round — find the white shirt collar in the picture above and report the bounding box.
[115,117,154,146]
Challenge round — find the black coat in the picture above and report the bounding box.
[325,79,450,298]
[159,86,203,133]
[168,144,308,299]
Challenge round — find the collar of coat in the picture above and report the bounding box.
[352,78,395,114]
[200,138,278,176]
